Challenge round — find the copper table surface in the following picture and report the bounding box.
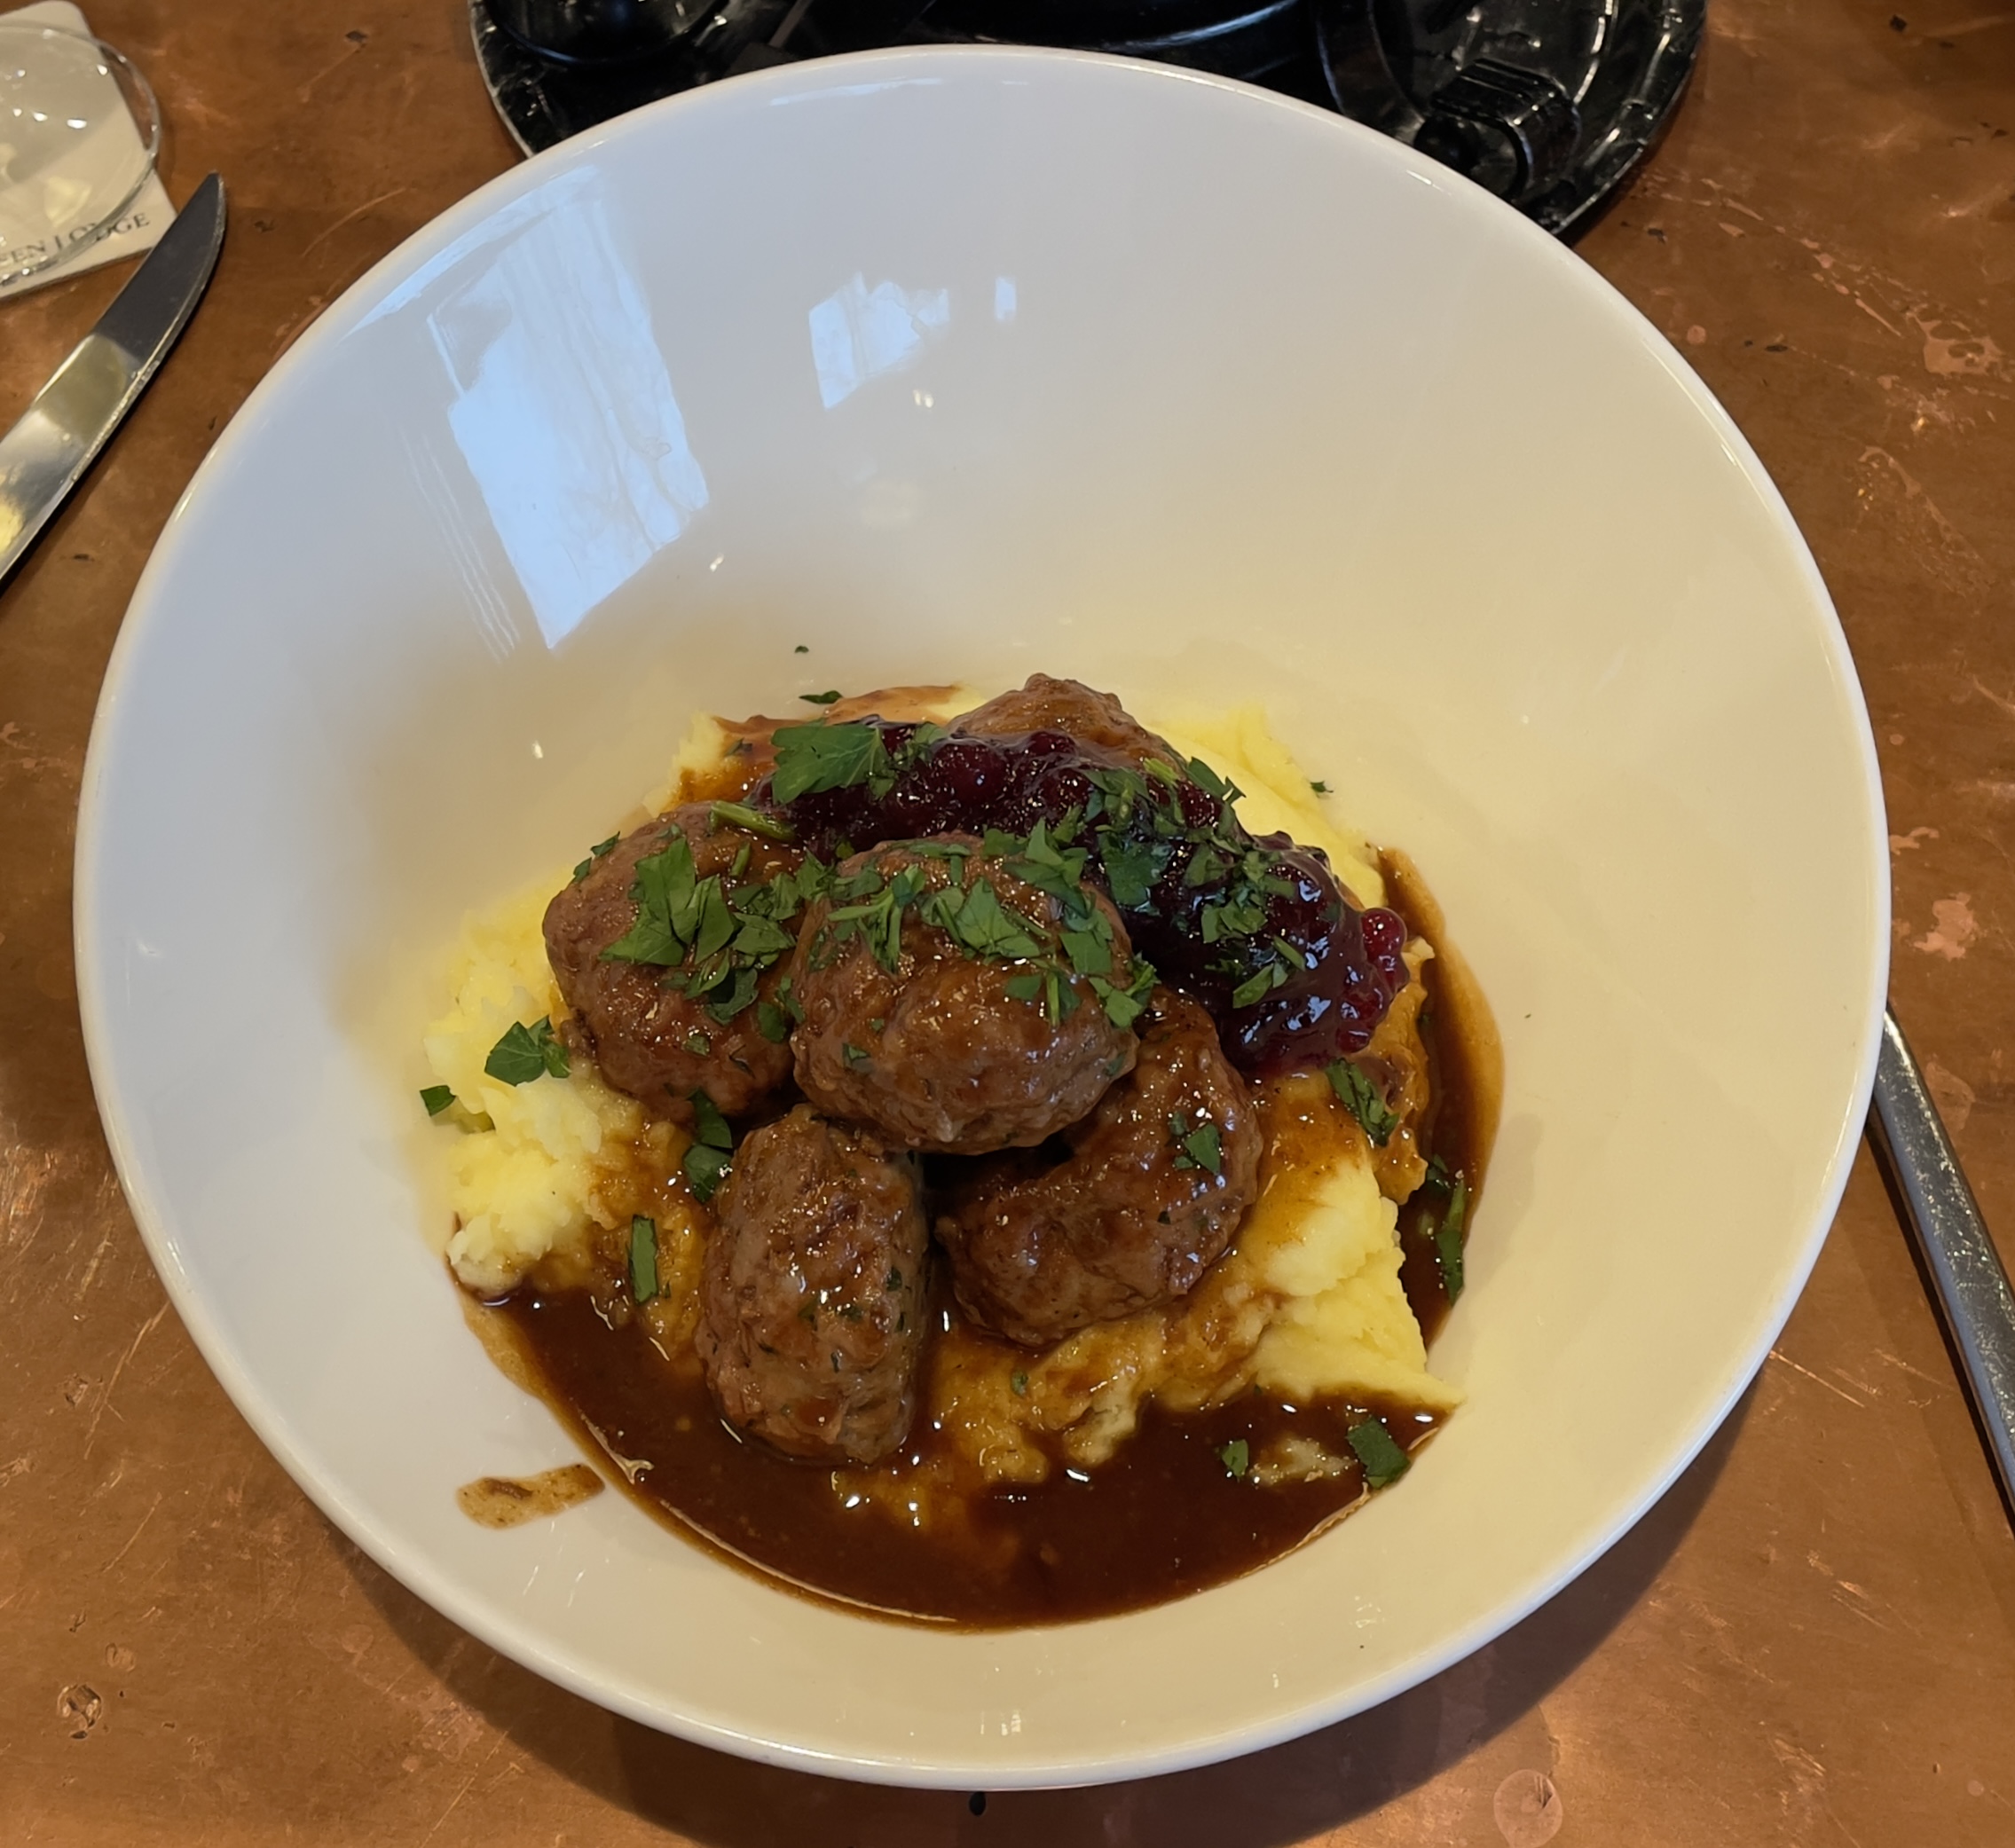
[4,1,2014,1842]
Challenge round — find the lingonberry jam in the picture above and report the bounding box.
[757,720,1407,1075]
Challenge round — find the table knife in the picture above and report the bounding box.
[0,172,227,586]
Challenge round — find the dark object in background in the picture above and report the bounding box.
[470,0,1701,238]
[487,0,697,61]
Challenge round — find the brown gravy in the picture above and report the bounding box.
[455,1463,604,1528]
[475,845,1499,1627]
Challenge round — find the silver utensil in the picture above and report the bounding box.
[1869,1003,2015,1509]
[0,171,226,586]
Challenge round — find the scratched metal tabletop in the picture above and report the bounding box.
[4,2,2013,1841]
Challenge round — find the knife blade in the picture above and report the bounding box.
[0,172,227,586]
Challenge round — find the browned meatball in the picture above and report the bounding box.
[543,803,803,1119]
[953,673,1176,768]
[935,989,1262,1346]
[788,837,1142,1153]
[696,1106,930,1464]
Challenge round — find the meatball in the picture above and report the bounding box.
[788,837,1142,1153]
[543,802,803,1118]
[696,1107,930,1464]
[935,989,1262,1346]
[953,673,1175,769]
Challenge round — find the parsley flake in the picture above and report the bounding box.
[1169,1115,1223,1175]
[601,834,699,964]
[709,800,795,842]
[420,1084,456,1117]
[944,877,1044,960]
[1101,839,1160,908]
[1011,1371,1028,1397]
[1059,927,1112,977]
[800,689,844,704]
[683,1089,734,1202]
[1090,965,1155,1030]
[1185,756,1241,802]
[1309,780,1331,796]
[1219,1438,1250,1478]
[1347,1418,1411,1489]
[769,721,889,804]
[1229,957,1287,1008]
[484,1018,570,1085]
[571,834,619,883]
[629,1215,659,1304]
[1327,1059,1399,1145]
[1434,1174,1469,1300]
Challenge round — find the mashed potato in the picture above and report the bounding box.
[421,883,685,1294]
[421,690,1459,1498]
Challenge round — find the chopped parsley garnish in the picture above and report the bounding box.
[1230,959,1286,1008]
[1169,1116,1223,1176]
[628,1215,659,1304]
[1309,781,1330,796]
[597,823,827,1024]
[1218,1438,1250,1478]
[484,1017,569,1085]
[1090,971,1153,1030]
[828,863,933,970]
[1185,756,1240,802]
[571,834,619,883]
[1434,1173,1469,1300]
[842,1042,871,1069]
[769,720,889,803]
[1327,1058,1398,1146]
[1059,927,1111,977]
[1100,838,1158,908]
[1011,1371,1028,1397]
[420,1084,456,1117]
[684,1031,711,1056]
[755,1000,793,1043]
[760,723,1343,1038]
[682,1089,734,1202]
[930,877,1044,961]
[793,643,809,654]
[885,1268,903,1292]
[803,830,1155,1033]
[1074,753,1322,1017]
[800,689,843,704]
[709,800,794,842]
[1347,1418,1411,1489]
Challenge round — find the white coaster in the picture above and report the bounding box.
[0,0,175,303]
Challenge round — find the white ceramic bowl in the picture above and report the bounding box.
[75,48,1886,1787]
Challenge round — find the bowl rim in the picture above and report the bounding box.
[74,41,1891,1787]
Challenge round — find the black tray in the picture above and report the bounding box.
[471,0,1701,238]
